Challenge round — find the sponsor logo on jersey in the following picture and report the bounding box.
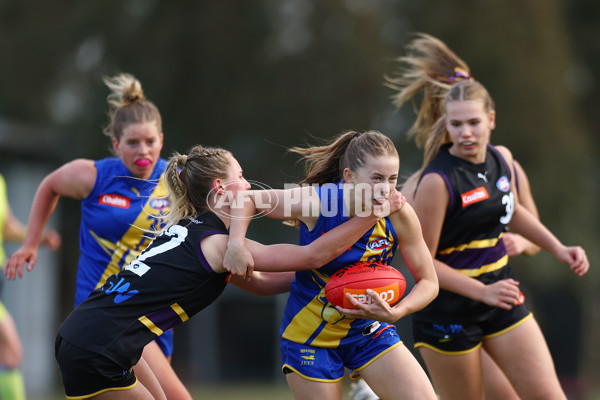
[496,176,510,192]
[99,194,130,209]
[367,238,390,251]
[102,276,139,303]
[461,186,489,207]
[149,197,170,211]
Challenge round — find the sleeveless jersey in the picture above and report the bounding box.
[58,212,230,368]
[76,157,169,306]
[280,183,398,348]
[413,143,515,323]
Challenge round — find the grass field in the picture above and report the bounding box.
[29,384,294,400]
[30,381,600,399]
[29,382,356,400]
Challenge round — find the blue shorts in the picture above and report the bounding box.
[281,323,402,382]
[155,328,174,358]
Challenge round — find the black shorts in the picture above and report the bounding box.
[412,304,531,354]
[55,334,137,399]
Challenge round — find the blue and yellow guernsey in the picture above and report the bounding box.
[413,143,515,323]
[76,157,169,306]
[280,184,398,348]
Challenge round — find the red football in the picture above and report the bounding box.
[325,261,406,309]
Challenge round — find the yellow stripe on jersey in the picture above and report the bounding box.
[138,316,164,336]
[457,255,508,277]
[438,232,504,255]
[281,290,352,348]
[88,230,120,286]
[282,219,396,347]
[95,176,169,290]
[171,303,189,322]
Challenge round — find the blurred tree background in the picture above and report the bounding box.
[0,0,598,398]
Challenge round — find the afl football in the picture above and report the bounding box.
[324,261,406,309]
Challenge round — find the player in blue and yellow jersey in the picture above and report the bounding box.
[224,130,439,400]
[387,33,589,400]
[54,145,407,399]
[4,74,191,399]
[0,173,61,400]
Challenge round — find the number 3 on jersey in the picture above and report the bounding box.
[124,225,188,277]
[499,192,514,224]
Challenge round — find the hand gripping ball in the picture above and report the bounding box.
[324,261,406,309]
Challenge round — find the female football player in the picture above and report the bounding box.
[54,144,406,399]
[4,73,190,399]
[385,33,588,400]
[224,130,439,400]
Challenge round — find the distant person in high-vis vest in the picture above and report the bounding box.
[0,173,61,400]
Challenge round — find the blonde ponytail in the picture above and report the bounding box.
[162,146,232,229]
[102,73,162,141]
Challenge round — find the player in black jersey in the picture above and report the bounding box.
[54,145,404,399]
[384,34,589,400]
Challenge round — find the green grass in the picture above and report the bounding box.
[29,382,353,400]
[29,384,294,400]
[30,381,600,400]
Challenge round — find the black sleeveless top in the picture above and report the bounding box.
[58,212,230,368]
[413,144,515,323]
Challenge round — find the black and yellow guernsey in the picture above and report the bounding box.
[413,143,515,324]
[58,212,229,369]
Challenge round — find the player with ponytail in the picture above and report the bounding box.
[4,73,191,399]
[385,34,588,400]
[53,143,404,399]
[224,130,439,400]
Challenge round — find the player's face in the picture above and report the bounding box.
[445,99,495,164]
[223,155,251,197]
[113,121,164,179]
[346,154,399,207]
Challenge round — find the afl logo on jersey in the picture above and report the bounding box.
[496,176,510,192]
[99,194,130,209]
[367,238,390,251]
[149,198,170,211]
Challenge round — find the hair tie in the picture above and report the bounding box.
[436,67,473,84]
[179,155,188,167]
[353,132,362,139]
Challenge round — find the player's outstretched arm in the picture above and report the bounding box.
[508,203,589,276]
[225,188,405,276]
[246,190,405,272]
[4,159,95,280]
[230,271,297,296]
[223,186,321,278]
